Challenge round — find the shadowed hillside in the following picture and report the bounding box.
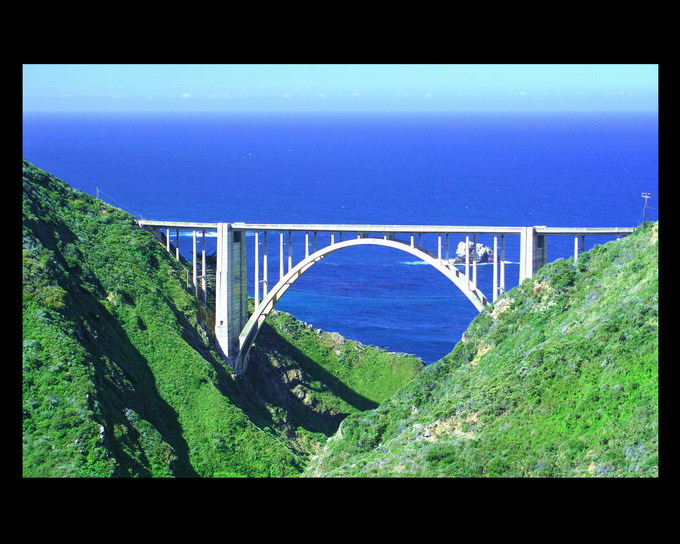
[22,160,423,477]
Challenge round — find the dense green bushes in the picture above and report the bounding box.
[22,161,301,476]
[305,224,659,477]
[23,159,658,478]
[22,160,421,477]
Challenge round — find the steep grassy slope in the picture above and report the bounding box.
[22,160,422,477]
[304,224,659,477]
[246,310,423,440]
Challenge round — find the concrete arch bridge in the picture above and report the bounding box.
[138,221,633,374]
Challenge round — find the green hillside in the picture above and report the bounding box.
[304,223,659,477]
[22,159,659,478]
[21,160,423,477]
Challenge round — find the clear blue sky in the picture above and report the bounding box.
[23,64,658,113]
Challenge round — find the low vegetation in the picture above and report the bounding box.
[21,160,422,477]
[304,223,659,477]
[22,160,658,478]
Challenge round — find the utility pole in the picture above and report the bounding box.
[641,192,651,224]
[96,186,100,200]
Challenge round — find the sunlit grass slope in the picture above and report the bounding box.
[304,223,659,477]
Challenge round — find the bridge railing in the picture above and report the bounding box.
[230,225,526,309]
[138,219,635,311]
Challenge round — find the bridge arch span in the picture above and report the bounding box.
[137,220,636,374]
[236,237,488,369]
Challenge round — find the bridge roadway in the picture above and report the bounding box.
[138,220,634,374]
[137,220,633,237]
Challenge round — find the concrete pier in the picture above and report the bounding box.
[214,223,248,371]
[519,227,548,282]
[201,231,207,303]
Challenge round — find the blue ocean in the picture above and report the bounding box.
[22,112,658,363]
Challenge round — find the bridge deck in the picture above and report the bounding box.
[138,220,635,237]
[231,223,524,234]
[534,226,635,236]
[138,220,220,230]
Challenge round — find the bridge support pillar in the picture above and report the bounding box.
[215,223,249,373]
[519,227,547,283]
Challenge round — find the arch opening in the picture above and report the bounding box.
[236,237,489,369]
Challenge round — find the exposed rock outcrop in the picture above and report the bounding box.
[453,241,494,263]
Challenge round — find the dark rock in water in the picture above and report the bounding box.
[453,241,494,263]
